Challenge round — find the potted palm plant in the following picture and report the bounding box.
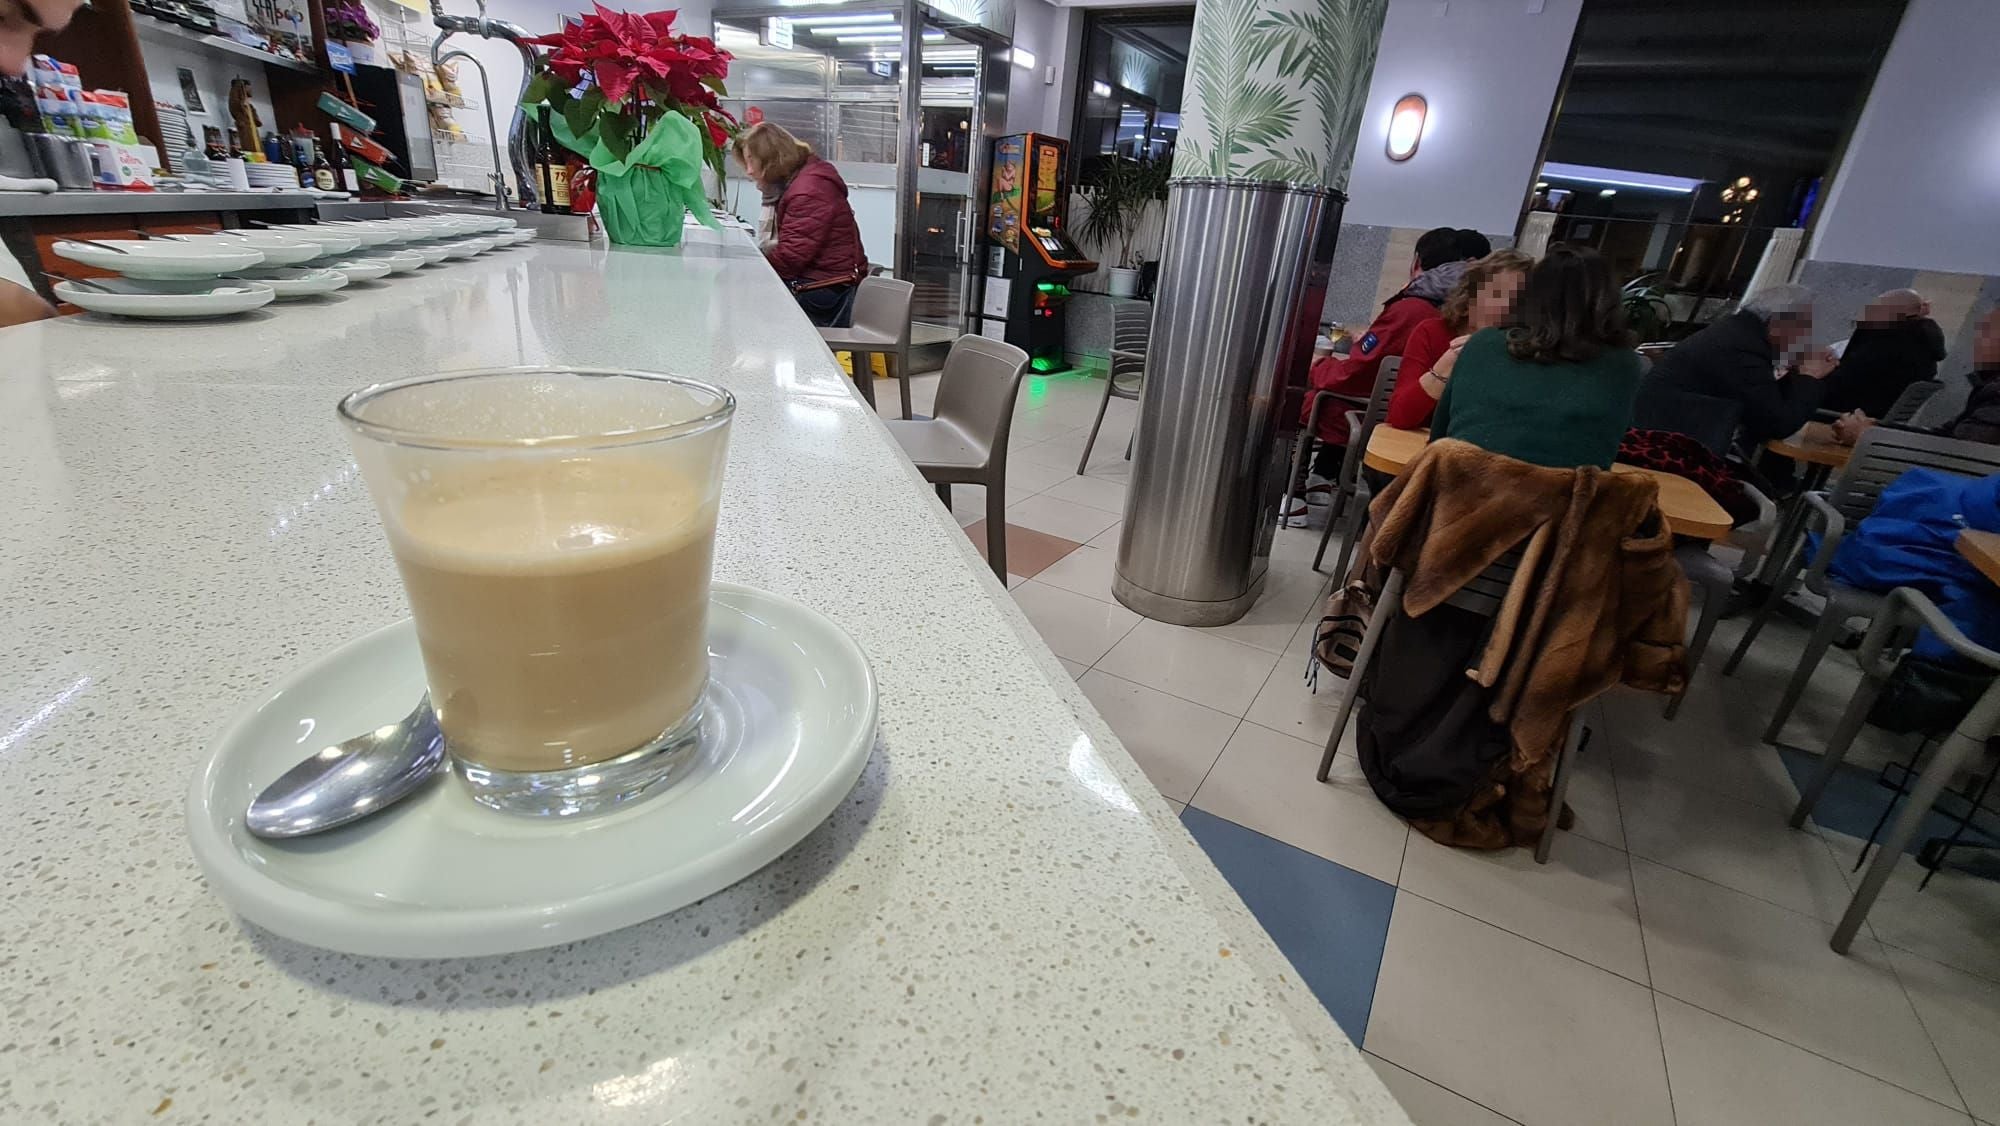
[1075,156,1170,298]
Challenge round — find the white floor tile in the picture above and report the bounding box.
[1005,493,1121,543]
[1077,670,1238,804]
[1096,618,1281,716]
[1655,994,1971,1126]
[945,484,984,526]
[1565,737,1627,852]
[1192,561,1328,655]
[1038,473,1129,514]
[1366,1054,1520,1126]
[1631,858,1959,1105]
[1825,835,2000,985]
[1601,683,1801,812]
[1888,946,2000,1123]
[1033,544,1118,603]
[1012,428,1108,470]
[1007,409,1087,446]
[1398,830,1649,984]
[1619,771,1856,922]
[1000,458,1073,500]
[1056,657,1087,679]
[1244,620,1347,746]
[1088,521,1122,548]
[1009,580,1140,665]
[1189,721,1410,883]
[1367,892,1675,1126]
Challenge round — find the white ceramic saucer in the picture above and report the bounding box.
[226,266,349,298]
[328,258,392,282]
[186,583,876,958]
[54,278,276,318]
[379,249,426,274]
[52,238,268,279]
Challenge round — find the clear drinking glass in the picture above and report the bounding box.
[338,368,734,817]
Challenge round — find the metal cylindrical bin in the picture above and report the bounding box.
[1111,177,1343,626]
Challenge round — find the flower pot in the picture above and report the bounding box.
[596,165,687,248]
[1106,267,1139,298]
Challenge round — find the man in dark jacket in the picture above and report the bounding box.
[1644,283,1838,450]
[1821,289,1949,418]
[1837,307,2000,445]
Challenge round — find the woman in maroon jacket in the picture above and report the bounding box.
[734,122,868,327]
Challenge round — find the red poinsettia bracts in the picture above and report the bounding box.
[529,4,729,109]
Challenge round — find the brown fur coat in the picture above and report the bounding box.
[1323,439,1688,847]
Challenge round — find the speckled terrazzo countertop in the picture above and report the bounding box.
[0,230,1408,1124]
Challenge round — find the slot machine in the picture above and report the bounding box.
[977,133,1097,373]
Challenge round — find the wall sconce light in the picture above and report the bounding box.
[1091,80,1112,99]
[1386,93,1427,161]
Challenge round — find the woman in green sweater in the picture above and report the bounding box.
[1429,246,1642,469]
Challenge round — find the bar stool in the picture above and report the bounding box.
[885,335,1031,580]
[819,276,915,418]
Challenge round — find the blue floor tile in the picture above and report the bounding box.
[1777,743,1998,856]
[1180,807,1397,1042]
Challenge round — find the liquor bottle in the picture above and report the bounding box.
[311,151,336,191]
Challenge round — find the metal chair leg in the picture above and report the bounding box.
[935,481,951,510]
[894,346,912,420]
[1077,375,1115,474]
[1317,570,1404,782]
[1320,485,1368,576]
[984,472,1007,581]
[1537,715,1590,864]
[1789,655,1891,830]
[1722,537,1806,676]
[850,351,877,408]
[1763,602,1846,744]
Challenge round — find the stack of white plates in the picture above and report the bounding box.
[223,267,349,299]
[245,162,301,190]
[53,278,277,320]
[51,238,269,280]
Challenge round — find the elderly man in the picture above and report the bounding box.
[1644,283,1838,448]
[1,0,84,328]
[1821,288,1949,418]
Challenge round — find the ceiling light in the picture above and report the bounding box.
[1385,92,1426,161]
[835,31,905,42]
[1598,188,1617,197]
[1534,182,1549,190]
[1538,161,1701,195]
[1091,80,1112,98]
[790,13,895,27]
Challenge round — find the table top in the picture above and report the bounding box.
[1957,530,2000,587]
[1363,425,1734,540]
[0,230,1404,1123]
[1766,426,1854,468]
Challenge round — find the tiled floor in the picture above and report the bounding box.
[872,365,2000,1126]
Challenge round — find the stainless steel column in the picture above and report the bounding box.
[1112,179,1342,624]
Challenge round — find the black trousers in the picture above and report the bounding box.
[794,283,858,328]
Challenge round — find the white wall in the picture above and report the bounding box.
[1005,0,1071,136]
[1339,0,1581,238]
[1806,0,2000,275]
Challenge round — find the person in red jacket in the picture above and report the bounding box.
[1286,227,1487,518]
[735,122,868,327]
[1383,249,1534,431]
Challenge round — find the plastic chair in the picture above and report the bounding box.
[1882,380,1941,428]
[1319,356,1403,576]
[884,335,1031,581]
[1789,586,2000,952]
[1721,427,2000,743]
[1313,545,1588,864]
[819,276,915,419]
[1665,545,1732,720]
[1077,300,1149,473]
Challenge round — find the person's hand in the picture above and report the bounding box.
[1431,335,1470,381]
[1798,347,1839,379]
[1831,410,1874,446]
[757,235,777,254]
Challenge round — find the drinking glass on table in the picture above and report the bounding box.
[339,368,734,817]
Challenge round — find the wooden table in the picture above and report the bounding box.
[1766,427,1853,469]
[1956,529,2000,585]
[1363,426,1734,540]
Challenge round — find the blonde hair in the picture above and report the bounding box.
[734,122,812,182]
[1439,249,1534,334]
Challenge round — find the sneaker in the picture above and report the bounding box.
[1302,474,1335,507]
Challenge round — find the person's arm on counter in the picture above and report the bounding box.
[0,238,52,328]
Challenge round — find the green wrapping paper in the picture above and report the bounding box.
[549,111,718,247]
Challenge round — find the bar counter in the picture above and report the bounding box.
[0,229,1407,1123]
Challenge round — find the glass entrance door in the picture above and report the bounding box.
[903,20,990,342]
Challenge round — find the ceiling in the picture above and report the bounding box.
[1548,0,1908,183]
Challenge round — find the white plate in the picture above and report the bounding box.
[54,278,276,318]
[438,238,489,259]
[328,258,392,281]
[204,231,322,267]
[226,267,349,297]
[51,238,268,280]
[495,228,538,247]
[410,243,453,264]
[380,249,426,274]
[186,583,876,958]
[317,221,401,249]
[262,226,364,258]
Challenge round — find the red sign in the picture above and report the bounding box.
[746,106,764,125]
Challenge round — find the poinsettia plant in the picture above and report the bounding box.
[521,4,736,183]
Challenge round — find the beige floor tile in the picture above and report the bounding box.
[1602,682,1801,812]
[1007,409,1087,446]
[1632,858,1959,1105]
[1077,670,1238,803]
[1032,544,1118,603]
[1826,836,2000,985]
[1037,473,1129,514]
[1005,493,1121,542]
[1012,427,1112,470]
[1619,770,1856,922]
[1161,797,1186,817]
[1655,994,1971,1126]
[1399,830,1649,983]
[1009,580,1140,665]
[1888,945,2000,1123]
[1189,721,1409,883]
[1096,618,1281,716]
[1366,1054,1520,1126]
[1367,892,1674,1126]
[1056,657,1087,679]
[1001,458,1073,498]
